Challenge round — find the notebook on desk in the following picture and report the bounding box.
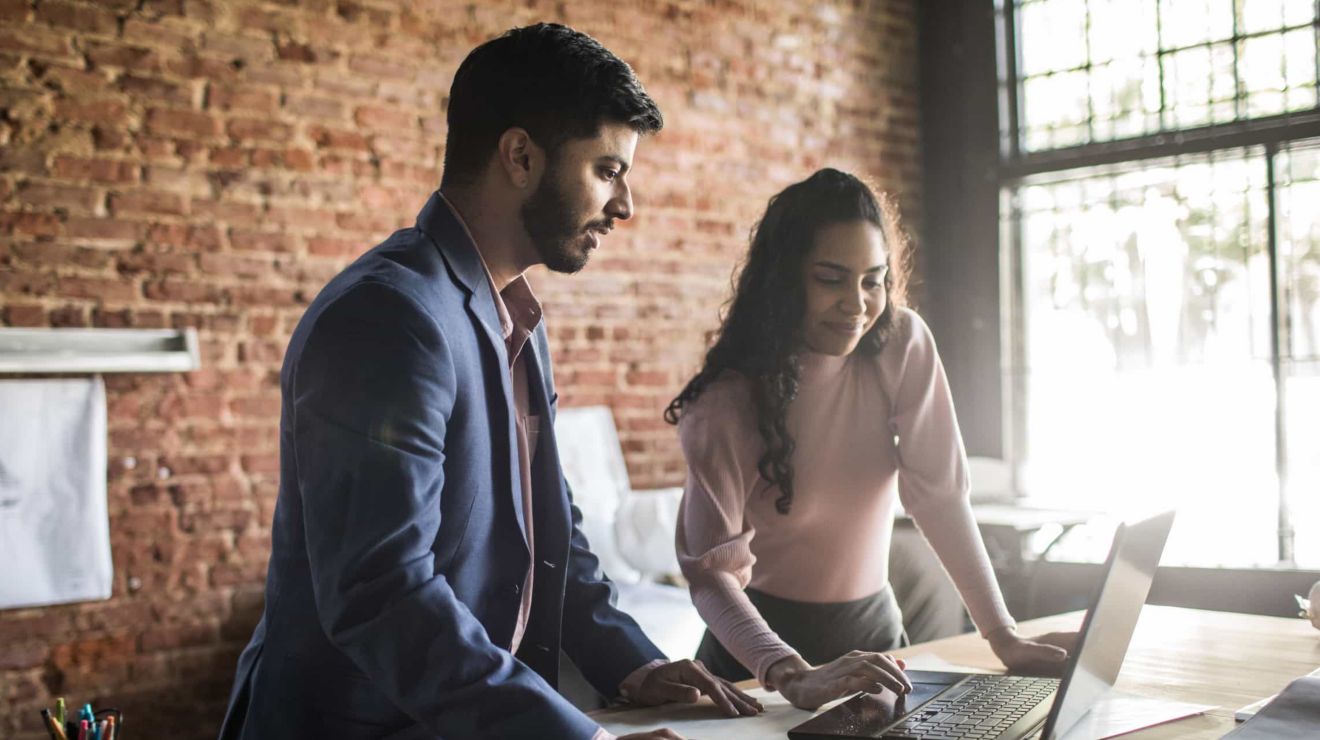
[788,510,1175,740]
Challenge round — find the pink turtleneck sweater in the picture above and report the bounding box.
[676,307,1015,686]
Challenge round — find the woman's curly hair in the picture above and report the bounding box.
[664,168,913,514]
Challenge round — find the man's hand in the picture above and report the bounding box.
[987,626,1079,676]
[627,659,764,717]
[767,652,912,710]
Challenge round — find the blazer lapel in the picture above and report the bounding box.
[416,192,529,546]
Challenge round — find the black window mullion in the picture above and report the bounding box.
[1084,0,1096,143]
[1156,0,1169,130]
[1264,144,1295,564]
[1001,0,1024,161]
[1231,1,1244,120]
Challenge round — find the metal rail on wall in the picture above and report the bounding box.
[0,328,201,374]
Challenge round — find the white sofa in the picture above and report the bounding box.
[553,406,706,664]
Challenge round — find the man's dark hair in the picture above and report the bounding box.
[442,23,663,186]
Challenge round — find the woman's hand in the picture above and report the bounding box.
[767,652,913,710]
[986,626,1079,676]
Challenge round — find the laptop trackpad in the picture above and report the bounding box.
[788,672,963,739]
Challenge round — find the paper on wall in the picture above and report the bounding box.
[0,378,112,610]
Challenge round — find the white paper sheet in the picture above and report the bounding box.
[0,378,112,610]
[1057,690,1214,739]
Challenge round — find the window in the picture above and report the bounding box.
[1014,0,1319,151]
[1000,0,1320,566]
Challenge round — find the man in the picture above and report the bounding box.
[219,23,761,740]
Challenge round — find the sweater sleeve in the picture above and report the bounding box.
[674,382,800,687]
[883,308,1016,636]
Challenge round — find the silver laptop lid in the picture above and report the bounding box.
[1041,510,1175,739]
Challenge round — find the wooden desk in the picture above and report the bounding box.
[593,606,1319,738]
[890,605,1320,739]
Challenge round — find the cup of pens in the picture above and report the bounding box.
[39,698,121,740]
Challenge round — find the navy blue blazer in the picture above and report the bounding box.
[219,192,664,739]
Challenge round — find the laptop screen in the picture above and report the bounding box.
[1041,510,1175,739]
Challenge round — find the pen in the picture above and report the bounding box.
[40,709,59,740]
[56,698,66,727]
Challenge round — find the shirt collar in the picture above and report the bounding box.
[436,193,543,344]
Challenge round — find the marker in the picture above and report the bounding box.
[55,698,66,727]
[104,715,115,740]
[81,705,94,724]
[77,719,88,740]
[40,709,60,740]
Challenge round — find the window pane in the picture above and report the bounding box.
[1011,151,1280,567]
[1012,0,1320,152]
[1276,142,1320,567]
[1159,0,1234,50]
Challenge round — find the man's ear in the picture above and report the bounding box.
[496,127,544,190]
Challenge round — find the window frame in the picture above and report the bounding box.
[996,0,1320,565]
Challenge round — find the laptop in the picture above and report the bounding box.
[788,510,1175,740]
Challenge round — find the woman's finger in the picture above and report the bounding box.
[851,653,913,693]
[1022,641,1068,662]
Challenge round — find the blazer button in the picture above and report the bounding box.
[511,583,520,596]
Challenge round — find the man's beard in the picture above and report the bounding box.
[521,170,591,275]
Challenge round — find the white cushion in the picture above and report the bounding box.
[554,406,641,583]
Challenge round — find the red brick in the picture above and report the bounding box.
[36,0,119,35]
[283,148,315,170]
[0,211,61,238]
[354,104,416,131]
[17,181,103,212]
[283,92,344,120]
[229,229,295,252]
[117,246,195,274]
[226,117,292,142]
[52,155,140,184]
[308,125,370,151]
[3,304,45,326]
[108,189,188,216]
[59,275,137,302]
[146,107,220,139]
[143,278,222,303]
[10,241,113,269]
[275,38,318,63]
[84,39,164,72]
[0,0,30,22]
[0,25,74,59]
[306,236,360,257]
[206,84,277,113]
[265,206,330,229]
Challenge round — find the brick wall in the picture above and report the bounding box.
[0,0,922,736]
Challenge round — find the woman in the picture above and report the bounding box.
[666,168,1074,710]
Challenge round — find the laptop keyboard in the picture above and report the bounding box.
[882,675,1059,739]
